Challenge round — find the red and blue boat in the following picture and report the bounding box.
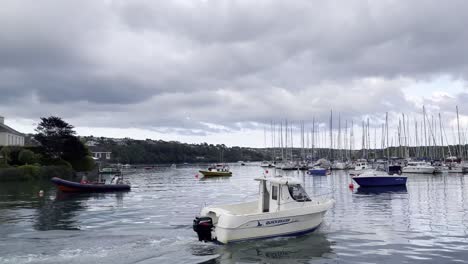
[51,177,131,192]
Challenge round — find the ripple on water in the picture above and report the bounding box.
[0,167,468,263]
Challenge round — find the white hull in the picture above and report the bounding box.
[447,166,463,173]
[332,162,347,170]
[402,166,435,174]
[205,200,333,244]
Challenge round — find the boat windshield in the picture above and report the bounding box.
[288,184,311,202]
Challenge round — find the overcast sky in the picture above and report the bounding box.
[1,0,468,147]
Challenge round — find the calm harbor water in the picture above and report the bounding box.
[1,165,468,264]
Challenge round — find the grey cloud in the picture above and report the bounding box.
[1,0,468,137]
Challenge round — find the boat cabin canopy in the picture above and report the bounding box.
[255,176,311,213]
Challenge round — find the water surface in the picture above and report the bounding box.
[1,165,467,263]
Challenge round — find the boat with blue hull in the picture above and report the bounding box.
[357,185,407,194]
[352,170,407,187]
[308,167,328,176]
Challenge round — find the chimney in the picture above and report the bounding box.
[0,116,3,124]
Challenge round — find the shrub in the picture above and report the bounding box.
[18,165,41,179]
[18,149,39,165]
[0,165,73,181]
[70,156,96,172]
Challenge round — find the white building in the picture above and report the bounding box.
[0,116,25,146]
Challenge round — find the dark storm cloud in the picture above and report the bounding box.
[1,0,468,135]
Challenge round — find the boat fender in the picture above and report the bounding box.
[193,217,213,242]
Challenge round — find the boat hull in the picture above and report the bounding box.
[51,177,130,192]
[308,169,328,176]
[205,200,333,244]
[402,167,435,174]
[199,170,232,177]
[353,176,407,187]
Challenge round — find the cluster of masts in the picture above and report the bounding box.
[263,105,468,162]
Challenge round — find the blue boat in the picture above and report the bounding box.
[308,167,328,176]
[352,170,407,187]
[357,185,407,194]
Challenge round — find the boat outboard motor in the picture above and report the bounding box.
[193,217,213,242]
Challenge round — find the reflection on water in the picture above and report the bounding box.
[192,233,334,264]
[0,166,468,263]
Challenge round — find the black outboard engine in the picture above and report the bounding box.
[193,217,213,242]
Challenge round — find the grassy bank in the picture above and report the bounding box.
[0,165,74,182]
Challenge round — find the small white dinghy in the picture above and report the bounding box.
[193,176,334,244]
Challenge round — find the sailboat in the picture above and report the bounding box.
[199,150,232,177]
[351,113,407,187]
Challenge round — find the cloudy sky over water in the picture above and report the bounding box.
[2,0,468,147]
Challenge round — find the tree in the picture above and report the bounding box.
[33,116,94,171]
[0,147,11,166]
[18,149,39,165]
[34,116,76,158]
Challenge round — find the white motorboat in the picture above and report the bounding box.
[447,164,463,173]
[260,161,276,168]
[402,161,435,174]
[332,161,347,170]
[193,176,334,244]
[353,160,369,171]
[279,161,297,170]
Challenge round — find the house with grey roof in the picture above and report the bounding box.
[0,116,25,146]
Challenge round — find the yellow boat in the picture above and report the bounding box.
[199,164,232,177]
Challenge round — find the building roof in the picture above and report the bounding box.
[0,123,24,136]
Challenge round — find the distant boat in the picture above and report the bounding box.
[51,177,131,192]
[332,161,347,170]
[260,161,275,168]
[279,161,297,170]
[199,164,232,177]
[352,170,407,187]
[99,167,122,175]
[402,161,435,174]
[308,167,329,176]
[353,160,370,171]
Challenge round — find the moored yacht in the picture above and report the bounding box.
[352,170,407,187]
[199,164,232,177]
[260,161,276,168]
[353,159,370,171]
[402,161,435,174]
[193,176,334,244]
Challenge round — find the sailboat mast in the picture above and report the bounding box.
[457,106,463,160]
[386,112,389,160]
[423,106,428,158]
[330,110,333,160]
[312,117,315,160]
[439,113,445,159]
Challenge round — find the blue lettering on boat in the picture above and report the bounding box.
[265,219,291,225]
